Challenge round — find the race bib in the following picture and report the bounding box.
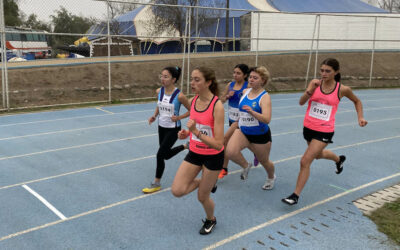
[228,106,240,121]
[309,101,332,121]
[239,111,259,127]
[158,102,174,117]
[192,124,213,142]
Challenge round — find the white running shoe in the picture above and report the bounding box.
[262,175,276,190]
[240,162,253,180]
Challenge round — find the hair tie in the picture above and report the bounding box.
[175,66,179,70]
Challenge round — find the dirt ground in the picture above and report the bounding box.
[1,51,399,109]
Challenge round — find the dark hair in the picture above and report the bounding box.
[194,66,219,96]
[234,64,250,81]
[163,66,182,83]
[249,66,270,86]
[321,58,341,82]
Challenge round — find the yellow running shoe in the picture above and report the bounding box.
[142,183,161,194]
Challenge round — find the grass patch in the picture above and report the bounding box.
[367,198,400,246]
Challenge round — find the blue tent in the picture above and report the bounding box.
[87,0,386,54]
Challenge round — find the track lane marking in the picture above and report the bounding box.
[0,134,156,161]
[0,134,399,242]
[203,172,400,250]
[0,120,147,141]
[95,107,114,114]
[22,185,67,220]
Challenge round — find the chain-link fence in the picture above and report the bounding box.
[1,0,400,110]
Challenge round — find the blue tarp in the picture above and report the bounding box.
[87,0,387,54]
[266,0,387,13]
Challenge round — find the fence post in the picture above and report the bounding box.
[256,12,260,66]
[0,0,9,109]
[369,16,378,87]
[106,0,112,103]
[314,14,321,79]
[187,7,192,96]
[305,14,319,88]
[181,8,188,92]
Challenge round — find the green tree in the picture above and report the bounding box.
[4,0,22,26]
[24,14,50,31]
[50,7,96,46]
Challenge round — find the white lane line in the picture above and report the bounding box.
[1,95,398,127]
[1,103,399,141]
[2,172,399,243]
[0,155,155,191]
[329,184,349,192]
[203,172,400,250]
[0,133,156,161]
[0,109,153,128]
[0,135,399,242]
[96,107,114,114]
[0,120,147,141]
[227,134,400,176]
[22,185,67,220]
[0,115,398,164]
[0,187,171,242]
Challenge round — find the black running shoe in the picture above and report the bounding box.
[211,184,217,193]
[282,193,299,205]
[336,155,346,174]
[199,218,217,235]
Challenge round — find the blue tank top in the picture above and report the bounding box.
[238,89,269,135]
[228,81,248,123]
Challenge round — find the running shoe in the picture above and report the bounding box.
[218,168,228,179]
[199,217,217,235]
[262,175,276,190]
[253,155,259,166]
[240,162,253,180]
[282,193,299,205]
[142,182,161,194]
[211,183,217,193]
[335,155,346,174]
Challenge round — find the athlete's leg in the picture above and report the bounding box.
[225,129,250,169]
[294,140,328,195]
[198,167,220,220]
[171,161,202,197]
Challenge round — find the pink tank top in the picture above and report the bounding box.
[303,82,341,133]
[189,95,224,155]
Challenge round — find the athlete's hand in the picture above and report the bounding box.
[359,118,368,127]
[186,119,197,133]
[308,79,321,93]
[226,90,235,100]
[171,115,179,122]
[242,105,253,113]
[148,116,156,125]
[178,129,189,139]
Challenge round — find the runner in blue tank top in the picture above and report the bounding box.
[225,66,276,190]
[218,64,250,179]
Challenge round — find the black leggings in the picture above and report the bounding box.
[156,126,185,179]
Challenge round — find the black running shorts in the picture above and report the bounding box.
[303,126,334,144]
[184,150,224,171]
[243,129,272,144]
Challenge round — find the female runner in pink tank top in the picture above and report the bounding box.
[282,58,368,205]
[171,67,224,235]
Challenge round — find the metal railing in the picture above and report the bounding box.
[0,0,399,110]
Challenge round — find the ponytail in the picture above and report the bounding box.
[334,73,341,83]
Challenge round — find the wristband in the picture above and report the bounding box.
[306,90,313,96]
